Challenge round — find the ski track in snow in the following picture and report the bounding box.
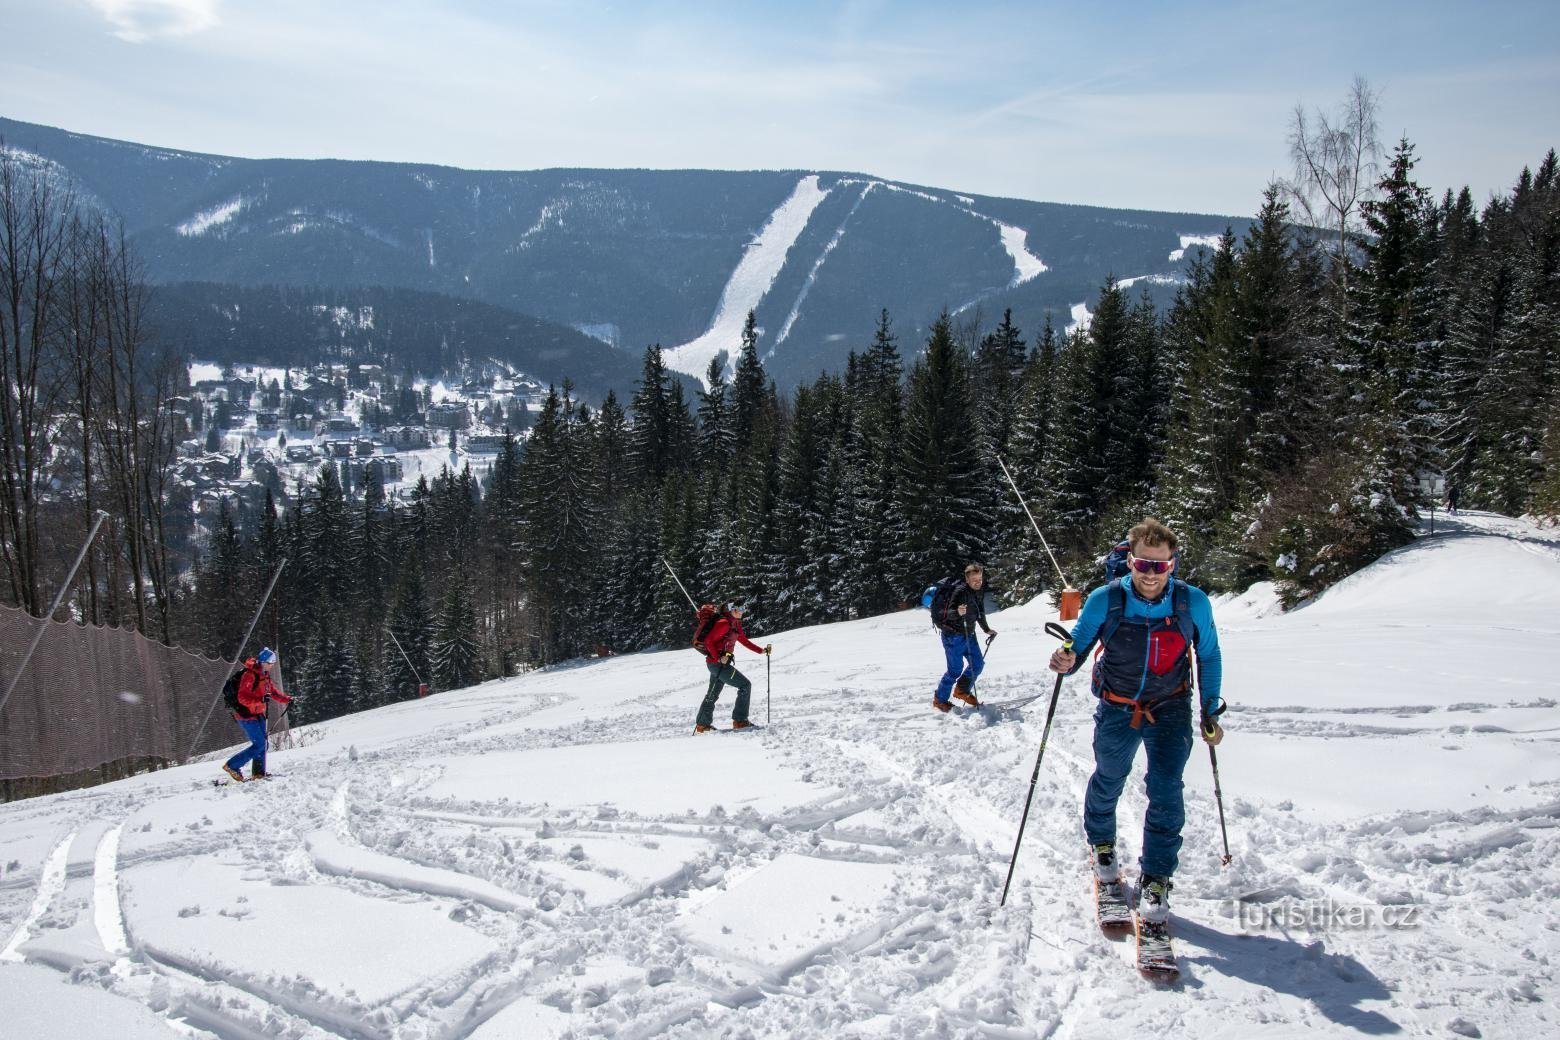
[2,511,1560,1038]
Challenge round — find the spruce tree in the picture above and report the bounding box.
[386,561,433,699]
[895,312,988,592]
[843,310,907,614]
[431,580,483,691]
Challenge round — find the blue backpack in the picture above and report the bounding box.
[1102,539,1184,583]
[921,577,959,628]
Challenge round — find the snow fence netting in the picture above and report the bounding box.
[0,602,287,785]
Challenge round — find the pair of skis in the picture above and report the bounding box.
[1095,876,1178,984]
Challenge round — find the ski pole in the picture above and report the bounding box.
[766,651,771,726]
[1000,621,1073,907]
[1203,702,1233,866]
[659,556,698,613]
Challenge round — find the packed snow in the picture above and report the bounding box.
[1066,301,1093,334]
[2,511,1559,1038]
[662,176,831,384]
[1116,273,1184,290]
[176,197,247,237]
[1169,233,1223,263]
[772,182,877,350]
[670,175,1049,372]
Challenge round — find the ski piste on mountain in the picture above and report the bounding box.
[2,511,1557,1038]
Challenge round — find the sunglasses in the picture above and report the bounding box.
[1128,555,1173,575]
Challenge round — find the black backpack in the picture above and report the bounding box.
[924,577,961,629]
[221,669,245,713]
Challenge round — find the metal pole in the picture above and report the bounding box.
[183,559,287,762]
[387,628,425,686]
[660,556,698,613]
[996,455,1071,589]
[1000,622,1073,907]
[766,652,771,726]
[1208,743,1233,867]
[0,511,109,718]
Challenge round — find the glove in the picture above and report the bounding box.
[764,644,772,655]
[1201,710,1224,746]
[720,652,734,666]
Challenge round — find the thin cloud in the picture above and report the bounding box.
[86,0,219,43]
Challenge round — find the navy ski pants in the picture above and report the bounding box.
[933,631,984,703]
[1083,694,1195,879]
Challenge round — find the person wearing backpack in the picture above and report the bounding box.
[930,562,997,712]
[694,600,771,734]
[1046,518,1223,927]
[222,647,292,781]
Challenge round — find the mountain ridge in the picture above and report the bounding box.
[2,115,1250,387]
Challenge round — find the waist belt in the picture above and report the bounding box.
[1099,683,1188,729]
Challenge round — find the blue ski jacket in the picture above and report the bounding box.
[1063,577,1223,713]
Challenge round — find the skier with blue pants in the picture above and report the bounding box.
[222,647,292,781]
[932,562,997,712]
[1048,518,1225,924]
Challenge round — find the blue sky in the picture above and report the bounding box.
[2,0,1556,215]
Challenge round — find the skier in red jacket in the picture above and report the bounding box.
[695,601,770,733]
[222,647,292,781]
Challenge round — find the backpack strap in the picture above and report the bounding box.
[1098,578,1197,651]
[1170,579,1198,649]
[1098,579,1128,649]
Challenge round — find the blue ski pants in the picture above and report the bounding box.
[225,717,269,774]
[933,631,984,703]
[1083,693,1195,879]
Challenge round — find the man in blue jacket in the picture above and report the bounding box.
[1048,518,1224,926]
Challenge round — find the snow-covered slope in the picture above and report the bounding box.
[3,511,1558,1038]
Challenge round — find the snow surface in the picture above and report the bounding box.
[2,510,1559,1038]
[1066,301,1093,334]
[662,176,831,384]
[772,182,877,350]
[1169,233,1224,263]
[176,197,246,237]
[1116,272,1184,290]
[670,175,1048,374]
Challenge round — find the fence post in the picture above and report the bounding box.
[0,511,108,719]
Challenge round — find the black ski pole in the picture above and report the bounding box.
[1000,621,1073,907]
[1203,703,1233,866]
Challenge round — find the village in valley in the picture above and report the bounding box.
[173,352,548,526]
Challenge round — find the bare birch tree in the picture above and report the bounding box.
[1286,75,1383,316]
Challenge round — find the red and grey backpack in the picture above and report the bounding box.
[691,604,722,653]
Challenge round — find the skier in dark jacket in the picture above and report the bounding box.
[1048,518,1223,926]
[695,601,771,733]
[932,563,996,712]
[222,647,292,781]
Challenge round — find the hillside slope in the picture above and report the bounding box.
[1,116,1245,387]
[2,511,1556,1038]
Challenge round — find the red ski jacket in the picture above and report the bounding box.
[703,616,764,665]
[233,663,292,720]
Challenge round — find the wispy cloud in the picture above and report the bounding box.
[86,0,219,43]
